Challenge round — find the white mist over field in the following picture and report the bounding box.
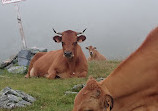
[0,0,158,61]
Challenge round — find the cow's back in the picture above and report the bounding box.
[89,50,106,61]
[33,50,62,76]
[95,50,106,60]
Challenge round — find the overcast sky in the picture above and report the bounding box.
[0,0,158,61]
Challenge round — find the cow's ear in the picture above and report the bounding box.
[85,47,89,50]
[93,47,97,49]
[104,94,113,111]
[86,77,99,90]
[53,36,62,43]
[77,35,86,43]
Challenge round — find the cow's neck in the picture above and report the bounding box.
[101,28,158,99]
[66,44,80,73]
[66,58,76,74]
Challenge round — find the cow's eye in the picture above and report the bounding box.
[62,42,65,45]
[73,42,77,45]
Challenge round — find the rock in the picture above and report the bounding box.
[16,90,36,103]
[7,66,27,74]
[0,55,17,69]
[0,95,8,101]
[96,77,105,82]
[0,55,17,68]
[29,47,47,55]
[65,79,105,96]
[0,47,47,69]
[7,94,21,103]
[18,50,31,66]
[72,84,85,92]
[18,48,47,66]
[0,62,8,69]
[0,61,11,69]
[6,102,16,109]
[5,63,14,69]
[65,91,78,95]
[1,87,12,95]
[17,100,31,106]
[18,58,30,67]
[65,84,85,95]
[0,87,36,109]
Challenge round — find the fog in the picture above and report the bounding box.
[0,0,158,61]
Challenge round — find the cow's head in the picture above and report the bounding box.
[73,77,113,111]
[53,29,86,59]
[86,46,97,57]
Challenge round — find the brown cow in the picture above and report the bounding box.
[25,29,88,79]
[73,27,158,111]
[86,46,106,61]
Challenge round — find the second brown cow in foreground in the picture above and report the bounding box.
[25,29,88,79]
[73,27,158,111]
[86,46,106,61]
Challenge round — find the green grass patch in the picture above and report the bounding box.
[0,60,120,111]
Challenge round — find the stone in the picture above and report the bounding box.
[0,95,8,102]
[96,77,105,82]
[65,91,78,95]
[17,100,31,106]
[65,84,85,95]
[18,58,30,67]
[5,63,14,69]
[7,66,27,74]
[0,55,17,69]
[0,87,35,109]
[17,48,47,66]
[6,102,16,108]
[16,90,36,103]
[65,78,105,96]
[0,47,47,69]
[18,50,31,66]
[1,87,12,95]
[72,84,85,92]
[18,50,31,60]
[29,47,47,54]
[0,61,10,69]
[7,94,21,103]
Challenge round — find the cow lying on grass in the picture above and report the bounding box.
[73,27,158,111]
[25,29,88,79]
[86,46,106,61]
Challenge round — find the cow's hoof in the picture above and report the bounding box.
[25,74,30,78]
[45,74,50,79]
[45,75,55,79]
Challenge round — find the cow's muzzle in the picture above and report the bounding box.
[64,51,73,58]
[90,51,93,56]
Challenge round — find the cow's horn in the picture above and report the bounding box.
[53,28,62,35]
[77,28,87,35]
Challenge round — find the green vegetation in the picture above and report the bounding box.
[0,60,120,111]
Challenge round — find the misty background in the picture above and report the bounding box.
[0,0,158,61]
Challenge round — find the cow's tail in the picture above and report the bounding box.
[25,52,47,78]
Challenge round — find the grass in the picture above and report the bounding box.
[0,60,120,111]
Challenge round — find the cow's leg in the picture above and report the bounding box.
[78,71,87,77]
[29,68,38,77]
[71,71,87,78]
[25,73,30,78]
[25,52,46,78]
[45,69,56,79]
